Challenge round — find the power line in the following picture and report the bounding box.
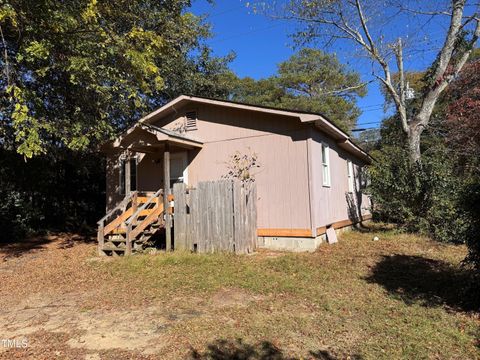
[358,103,384,109]
[208,5,245,19]
[361,107,384,112]
[357,120,384,125]
[352,127,380,132]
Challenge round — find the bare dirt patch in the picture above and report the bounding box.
[0,235,270,358]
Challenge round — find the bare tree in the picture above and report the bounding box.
[264,0,480,162]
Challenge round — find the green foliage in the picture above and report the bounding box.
[461,180,480,260]
[0,149,106,242]
[0,0,232,157]
[353,128,380,153]
[380,71,426,110]
[0,0,234,241]
[367,145,472,244]
[459,176,480,305]
[229,48,365,131]
[369,55,480,302]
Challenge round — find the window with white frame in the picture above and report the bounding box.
[322,144,331,187]
[347,160,354,193]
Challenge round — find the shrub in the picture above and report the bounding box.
[461,180,480,306]
[0,149,105,243]
[367,145,471,243]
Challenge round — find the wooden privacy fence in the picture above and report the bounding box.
[173,181,257,254]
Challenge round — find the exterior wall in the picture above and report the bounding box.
[152,104,312,231]
[105,102,371,237]
[308,128,371,233]
[105,126,192,211]
[106,151,163,211]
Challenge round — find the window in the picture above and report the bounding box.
[185,111,197,131]
[347,160,354,193]
[322,144,331,187]
[130,158,137,192]
[119,157,137,195]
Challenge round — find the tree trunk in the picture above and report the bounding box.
[407,124,423,163]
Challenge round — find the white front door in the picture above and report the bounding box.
[170,151,188,186]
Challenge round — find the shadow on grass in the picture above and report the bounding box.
[0,233,95,260]
[365,254,476,311]
[189,338,362,360]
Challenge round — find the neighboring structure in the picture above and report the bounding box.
[101,95,372,252]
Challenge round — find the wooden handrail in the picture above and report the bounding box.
[97,191,138,226]
[103,207,134,235]
[126,189,163,226]
[98,188,172,256]
[130,202,164,239]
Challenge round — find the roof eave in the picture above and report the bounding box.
[337,139,372,164]
[101,122,203,153]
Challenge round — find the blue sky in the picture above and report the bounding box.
[189,0,453,130]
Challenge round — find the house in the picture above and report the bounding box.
[100,95,372,253]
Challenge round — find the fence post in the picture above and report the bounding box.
[173,183,187,250]
[164,143,171,251]
[126,223,133,256]
[97,222,105,256]
[168,180,258,254]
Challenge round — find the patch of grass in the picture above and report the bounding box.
[2,225,478,359]
[87,225,480,359]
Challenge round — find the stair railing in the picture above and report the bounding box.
[97,191,138,256]
[124,189,164,255]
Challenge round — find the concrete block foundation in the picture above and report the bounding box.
[257,222,365,252]
[257,235,325,252]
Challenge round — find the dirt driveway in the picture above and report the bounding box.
[0,235,276,359]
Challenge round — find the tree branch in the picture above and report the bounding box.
[320,80,372,96]
[431,0,467,86]
[416,4,479,127]
[355,0,376,54]
[393,38,408,133]
[397,5,452,17]
[351,0,408,132]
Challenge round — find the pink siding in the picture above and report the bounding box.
[105,102,370,234]
[153,104,312,230]
[155,104,306,142]
[309,128,370,230]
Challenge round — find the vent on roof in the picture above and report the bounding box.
[185,111,197,131]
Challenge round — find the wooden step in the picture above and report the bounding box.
[143,228,158,235]
[105,237,127,243]
[105,227,127,235]
[101,244,126,252]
